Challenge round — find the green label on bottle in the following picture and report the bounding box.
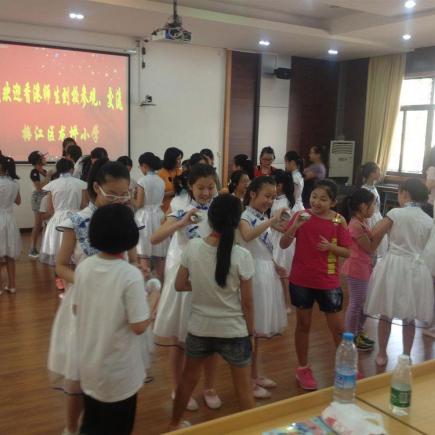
[391,387,411,408]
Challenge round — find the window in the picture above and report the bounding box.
[387,77,435,174]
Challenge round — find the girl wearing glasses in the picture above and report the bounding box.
[254,147,278,178]
[48,160,134,435]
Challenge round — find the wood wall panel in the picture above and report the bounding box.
[227,51,260,175]
[287,57,340,164]
[340,58,369,180]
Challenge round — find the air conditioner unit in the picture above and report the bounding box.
[328,140,355,185]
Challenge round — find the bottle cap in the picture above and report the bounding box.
[343,332,354,341]
[398,354,411,363]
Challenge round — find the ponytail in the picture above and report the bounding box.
[339,188,375,223]
[216,225,235,287]
[274,170,295,208]
[207,194,242,287]
[0,156,19,180]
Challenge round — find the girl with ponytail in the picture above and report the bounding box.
[285,150,304,211]
[359,162,388,260]
[169,194,255,430]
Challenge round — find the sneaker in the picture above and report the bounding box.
[4,286,16,294]
[171,391,199,412]
[295,366,318,390]
[203,389,222,409]
[28,248,39,258]
[168,421,191,431]
[253,384,271,399]
[354,334,374,352]
[360,331,375,345]
[254,376,277,389]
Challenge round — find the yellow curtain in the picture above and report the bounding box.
[363,53,406,172]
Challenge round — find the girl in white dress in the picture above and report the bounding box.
[270,170,295,313]
[151,164,221,412]
[28,150,51,258]
[135,152,169,282]
[48,160,134,435]
[360,162,388,259]
[0,156,21,294]
[285,151,305,211]
[365,178,434,366]
[239,176,287,399]
[39,159,87,266]
[228,170,250,203]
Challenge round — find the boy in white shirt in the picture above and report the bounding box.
[73,203,151,435]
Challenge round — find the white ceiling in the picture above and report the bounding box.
[1,0,435,59]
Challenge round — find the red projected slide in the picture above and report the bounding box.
[0,42,129,161]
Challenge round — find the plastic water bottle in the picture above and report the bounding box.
[333,332,358,403]
[390,354,412,416]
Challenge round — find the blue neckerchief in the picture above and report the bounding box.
[404,202,421,208]
[69,202,99,257]
[60,173,72,178]
[172,199,212,240]
[245,206,265,227]
[191,199,210,211]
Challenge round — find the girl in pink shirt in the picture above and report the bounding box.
[341,188,378,352]
[280,179,351,390]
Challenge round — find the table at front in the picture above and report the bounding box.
[357,359,435,435]
[166,371,425,435]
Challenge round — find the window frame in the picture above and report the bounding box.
[387,76,435,176]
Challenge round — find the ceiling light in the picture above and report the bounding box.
[328,49,339,55]
[402,34,412,40]
[404,0,416,9]
[69,12,84,20]
[259,40,270,47]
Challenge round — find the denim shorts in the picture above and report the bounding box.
[289,283,343,313]
[185,333,252,367]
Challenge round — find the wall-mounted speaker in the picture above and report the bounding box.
[274,67,291,80]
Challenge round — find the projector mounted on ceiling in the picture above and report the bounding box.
[151,0,192,43]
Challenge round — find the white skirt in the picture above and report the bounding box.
[365,250,434,323]
[270,228,295,275]
[252,259,287,337]
[153,261,191,346]
[40,210,71,266]
[136,206,169,258]
[47,286,81,392]
[422,224,435,276]
[0,211,22,260]
[368,211,388,259]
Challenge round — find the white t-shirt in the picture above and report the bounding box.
[43,174,87,211]
[180,238,254,338]
[73,255,149,402]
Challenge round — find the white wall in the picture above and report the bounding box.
[0,22,225,228]
[257,54,291,170]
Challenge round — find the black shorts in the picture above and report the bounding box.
[289,283,343,313]
[185,333,252,367]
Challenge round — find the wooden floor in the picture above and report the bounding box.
[1,235,435,435]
